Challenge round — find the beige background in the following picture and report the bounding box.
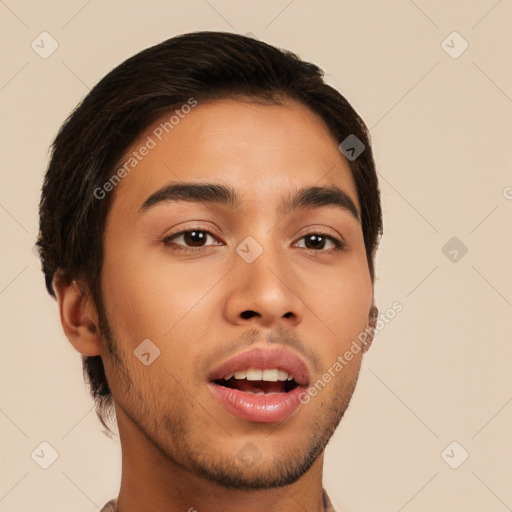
[1,1,511,511]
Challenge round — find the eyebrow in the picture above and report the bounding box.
[139,182,360,222]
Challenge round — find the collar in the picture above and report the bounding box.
[101,488,338,512]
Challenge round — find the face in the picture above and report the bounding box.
[99,97,374,489]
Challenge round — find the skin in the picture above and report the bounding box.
[54,97,377,512]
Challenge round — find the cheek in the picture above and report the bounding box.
[101,245,223,346]
[310,261,373,354]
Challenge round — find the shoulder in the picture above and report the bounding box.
[99,498,117,512]
[322,489,339,512]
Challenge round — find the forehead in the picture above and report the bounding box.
[109,97,359,216]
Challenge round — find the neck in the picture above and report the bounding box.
[113,408,326,512]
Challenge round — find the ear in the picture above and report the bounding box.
[361,304,378,353]
[52,272,103,357]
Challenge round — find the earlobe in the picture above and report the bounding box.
[52,272,103,357]
[362,304,378,353]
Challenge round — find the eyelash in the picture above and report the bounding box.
[162,226,347,254]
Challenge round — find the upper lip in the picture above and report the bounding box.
[207,347,311,387]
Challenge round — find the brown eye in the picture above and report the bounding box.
[304,234,327,250]
[295,233,344,251]
[181,230,208,247]
[163,229,222,250]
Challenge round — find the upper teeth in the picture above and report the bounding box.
[223,368,294,382]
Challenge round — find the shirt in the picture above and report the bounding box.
[99,488,338,511]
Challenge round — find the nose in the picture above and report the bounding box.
[223,243,304,329]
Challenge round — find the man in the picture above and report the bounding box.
[37,31,382,512]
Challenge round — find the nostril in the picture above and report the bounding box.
[240,310,259,319]
[283,312,293,318]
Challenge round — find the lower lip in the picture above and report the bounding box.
[208,383,305,423]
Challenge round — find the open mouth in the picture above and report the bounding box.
[207,349,310,422]
[213,368,300,395]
